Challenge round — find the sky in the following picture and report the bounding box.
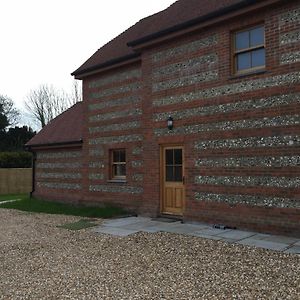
[0,0,175,126]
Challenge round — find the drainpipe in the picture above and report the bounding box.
[28,149,36,198]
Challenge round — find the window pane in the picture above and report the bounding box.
[174,166,182,182]
[113,149,126,163]
[120,150,126,162]
[119,164,126,176]
[174,149,182,165]
[250,26,264,47]
[252,48,265,67]
[112,165,117,176]
[166,149,173,165]
[235,31,249,50]
[237,52,251,71]
[114,164,126,177]
[113,150,119,162]
[166,166,174,181]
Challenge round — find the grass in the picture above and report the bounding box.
[0,194,28,202]
[0,194,127,218]
[57,219,98,230]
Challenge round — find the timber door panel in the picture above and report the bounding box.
[161,146,185,215]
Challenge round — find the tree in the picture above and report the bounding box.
[25,84,79,128]
[71,80,82,103]
[0,95,20,127]
[0,152,32,168]
[0,103,9,131]
[0,126,35,152]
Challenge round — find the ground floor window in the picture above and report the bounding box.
[111,149,126,179]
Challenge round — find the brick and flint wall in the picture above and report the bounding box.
[48,0,299,236]
[82,64,144,211]
[34,148,83,202]
[139,1,299,235]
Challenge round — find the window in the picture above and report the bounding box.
[111,149,126,179]
[233,25,265,74]
[165,148,183,182]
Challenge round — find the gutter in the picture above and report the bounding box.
[25,139,83,150]
[72,53,140,77]
[128,0,265,47]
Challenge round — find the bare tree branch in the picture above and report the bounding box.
[71,80,82,104]
[24,84,80,129]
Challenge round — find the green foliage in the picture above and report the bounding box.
[0,194,27,202]
[0,95,20,127]
[0,194,126,218]
[0,152,32,168]
[0,95,34,152]
[0,126,35,152]
[57,219,98,230]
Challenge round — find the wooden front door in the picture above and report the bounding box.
[161,146,185,215]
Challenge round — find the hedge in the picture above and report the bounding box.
[0,152,32,168]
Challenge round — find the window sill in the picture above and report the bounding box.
[107,179,127,184]
[229,69,267,80]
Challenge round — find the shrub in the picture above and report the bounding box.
[0,152,32,168]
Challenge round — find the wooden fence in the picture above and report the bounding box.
[0,168,32,195]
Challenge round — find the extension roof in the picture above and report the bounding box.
[26,102,83,148]
[72,0,257,77]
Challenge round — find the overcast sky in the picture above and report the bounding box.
[0,0,175,125]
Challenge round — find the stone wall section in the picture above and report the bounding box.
[34,148,83,202]
[151,34,219,94]
[279,6,300,66]
[81,63,144,210]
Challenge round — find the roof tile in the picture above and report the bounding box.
[72,0,244,75]
[26,102,83,147]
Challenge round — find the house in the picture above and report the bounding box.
[26,0,300,237]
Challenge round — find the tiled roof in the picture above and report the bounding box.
[26,102,83,147]
[72,0,245,76]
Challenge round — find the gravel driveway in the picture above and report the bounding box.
[0,209,299,300]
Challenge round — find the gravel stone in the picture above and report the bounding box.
[0,209,299,299]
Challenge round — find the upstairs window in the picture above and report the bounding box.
[233,25,265,74]
[111,149,126,180]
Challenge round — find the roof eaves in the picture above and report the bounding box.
[127,0,259,47]
[25,139,83,149]
[72,53,141,77]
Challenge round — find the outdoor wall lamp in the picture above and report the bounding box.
[167,116,174,130]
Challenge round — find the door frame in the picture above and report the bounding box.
[160,144,185,216]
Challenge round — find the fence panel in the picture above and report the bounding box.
[0,168,32,195]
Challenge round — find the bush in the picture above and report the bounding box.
[0,152,32,168]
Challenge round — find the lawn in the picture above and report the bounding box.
[0,193,28,202]
[0,194,126,218]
